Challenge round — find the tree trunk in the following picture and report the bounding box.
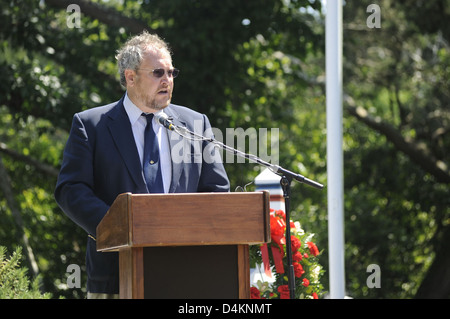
[414,225,450,298]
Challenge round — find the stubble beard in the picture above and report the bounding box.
[138,90,172,112]
[150,93,172,111]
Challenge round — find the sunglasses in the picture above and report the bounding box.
[139,68,180,78]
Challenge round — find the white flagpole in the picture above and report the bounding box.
[326,0,346,298]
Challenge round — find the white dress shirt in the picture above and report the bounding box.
[123,93,171,193]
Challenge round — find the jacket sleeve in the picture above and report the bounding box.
[54,113,110,237]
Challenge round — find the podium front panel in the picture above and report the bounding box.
[143,245,239,299]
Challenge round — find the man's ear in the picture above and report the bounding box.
[124,69,136,87]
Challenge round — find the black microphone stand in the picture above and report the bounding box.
[280,174,296,299]
[168,122,324,299]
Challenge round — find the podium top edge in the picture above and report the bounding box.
[119,191,269,197]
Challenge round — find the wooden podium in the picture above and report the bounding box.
[96,191,270,299]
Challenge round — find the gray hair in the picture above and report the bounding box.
[115,31,171,87]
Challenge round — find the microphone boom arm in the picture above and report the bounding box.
[171,123,324,190]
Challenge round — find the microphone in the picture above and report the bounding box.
[154,112,175,131]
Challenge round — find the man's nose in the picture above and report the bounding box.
[160,72,171,82]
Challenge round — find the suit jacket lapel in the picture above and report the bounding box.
[107,97,147,191]
[164,106,188,193]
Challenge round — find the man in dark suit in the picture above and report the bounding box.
[54,31,229,298]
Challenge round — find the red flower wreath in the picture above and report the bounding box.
[250,209,323,299]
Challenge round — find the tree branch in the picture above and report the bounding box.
[0,143,59,178]
[344,95,450,184]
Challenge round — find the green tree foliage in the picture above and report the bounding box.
[341,0,450,298]
[0,0,448,299]
[0,246,51,298]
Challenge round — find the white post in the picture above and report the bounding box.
[326,0,346,298]
[254,168,285,212]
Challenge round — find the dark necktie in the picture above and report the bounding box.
[142,113,164,193]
